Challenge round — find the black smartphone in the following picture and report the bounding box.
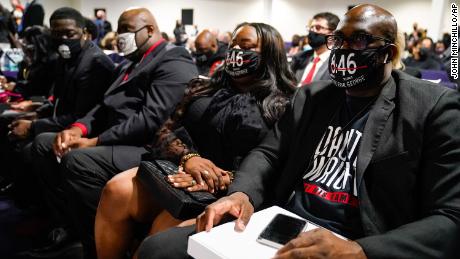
[256,213,307,249]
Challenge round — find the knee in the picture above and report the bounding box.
[100,173,134,205]
[32,132,57,157]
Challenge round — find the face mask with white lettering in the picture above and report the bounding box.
[328,47,388,89]
[224,48,260,78]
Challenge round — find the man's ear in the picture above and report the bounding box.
[147,25,155,37]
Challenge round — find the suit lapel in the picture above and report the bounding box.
[105,42,168,94]
[124,41,168,84]
[356,77,396,189]
[104,63,131,94]
[313,57,329,81]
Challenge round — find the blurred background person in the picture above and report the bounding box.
[173,19,187,47]
[93,8,112,46]
[192,29,227,76]
[17,0,44,36]
[0,3,17,49]
[404,38,442,70]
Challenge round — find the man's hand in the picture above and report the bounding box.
[196,192,254,233]
[10,100,42,112]
[69,137,98,149]
[274,228,367,259]
[167,172,231,192]
[53,127,83,157]
[8,119,32,139]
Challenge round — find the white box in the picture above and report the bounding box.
[187,206,331,259]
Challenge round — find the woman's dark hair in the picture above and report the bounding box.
[22,25,56,65]
[185,22,296,126]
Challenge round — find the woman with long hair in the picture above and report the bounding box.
[94,22,296,259]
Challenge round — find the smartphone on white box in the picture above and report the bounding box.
[256,213,307,249]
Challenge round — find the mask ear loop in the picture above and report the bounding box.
[380,44,393,64]
[383,53,389,64]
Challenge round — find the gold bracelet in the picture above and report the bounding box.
[180,153,201,168]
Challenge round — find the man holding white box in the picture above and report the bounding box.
[137,4,460,259]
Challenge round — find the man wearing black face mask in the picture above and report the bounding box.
[8,7,115,142]
[193,29,227,76]
[291,12,339,86]
[10,7,115,257]
[30,7,197,258]
[176,4,459,259]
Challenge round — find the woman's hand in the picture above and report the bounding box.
[182,156,230,193]
[167,171,232,192]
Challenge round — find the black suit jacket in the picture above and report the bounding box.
[290,49,331,83]
[76,41,198,167]
[229,70,460,258]
[32,41,115,135]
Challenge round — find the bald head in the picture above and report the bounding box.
[342,4,397,43]
[195,29,218,54]
[117,7,162,58]
[118,8,158,32]
[332,4,399,96]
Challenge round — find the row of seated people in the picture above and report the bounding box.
[0,4,459,259]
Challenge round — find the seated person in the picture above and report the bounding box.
[8,7,115,140]
[95,22,296,259]
[30,7,198,258]
[291,12,339,85]
[7,25,57,103]
[404,38,442,70]
[83,17,98,42]
[192,29,227,76]
[136,4,460,259]
[0,8,114,195]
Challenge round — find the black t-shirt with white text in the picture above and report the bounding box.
[286,95,376,239]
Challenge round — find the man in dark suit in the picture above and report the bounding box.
[31,7,198,258]
[18,0,44,35]
[9,7,114,141]
[136,4,460,259]
[290,12,339,86]
[1,8,114,197]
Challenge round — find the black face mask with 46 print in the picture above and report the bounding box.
[328,47,389,89]
[224,48,260,78]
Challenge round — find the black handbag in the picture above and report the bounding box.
[137,160,217,220]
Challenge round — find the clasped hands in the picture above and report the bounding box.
[167,156,232,194]
[53,127,98,157]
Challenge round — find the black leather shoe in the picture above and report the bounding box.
[16,227,83,259]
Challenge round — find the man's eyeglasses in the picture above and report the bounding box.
[326,33,393,50]
[307,24,331,32]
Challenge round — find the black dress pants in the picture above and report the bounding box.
[32,132,148,259]
[137,225,195,259]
